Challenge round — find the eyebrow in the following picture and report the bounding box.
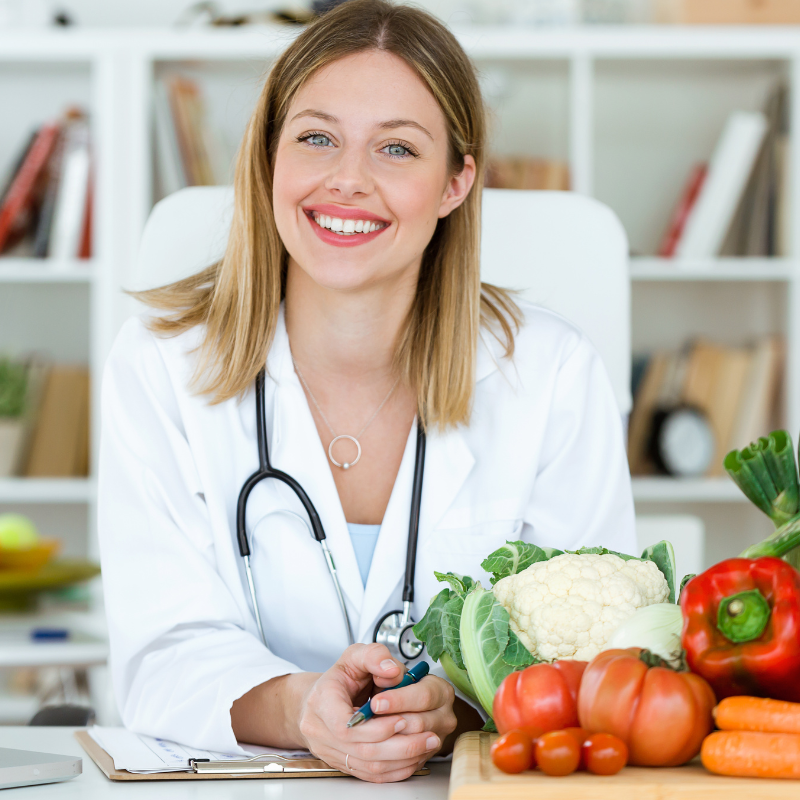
[289,109,433,140]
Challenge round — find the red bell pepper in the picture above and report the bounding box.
[681,557,800,702]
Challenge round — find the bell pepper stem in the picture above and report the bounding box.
[717,590,771,643]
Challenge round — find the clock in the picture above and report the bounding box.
[649,406,716,477]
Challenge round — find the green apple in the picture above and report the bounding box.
[0,514,40,550]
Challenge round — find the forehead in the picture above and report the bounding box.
[287,50,445,135]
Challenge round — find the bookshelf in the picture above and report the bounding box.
[3,24,800,719]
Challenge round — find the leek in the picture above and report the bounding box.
[726,430,800,566]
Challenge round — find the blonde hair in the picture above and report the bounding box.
[137,0,520,429]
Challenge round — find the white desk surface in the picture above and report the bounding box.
[0,727,452,798]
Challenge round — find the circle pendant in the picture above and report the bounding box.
[328,434,362,469]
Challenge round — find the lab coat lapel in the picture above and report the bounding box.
[266,311,366,618]
[358,421,475,642]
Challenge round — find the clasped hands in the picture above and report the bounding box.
[297,643,457,783]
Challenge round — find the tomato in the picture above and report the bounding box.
[534,730,581,777]
[563,726,589,769]
[582,733,628,775]
[493,660,588,739]
[577,648,716,767]
[490,730,534,774]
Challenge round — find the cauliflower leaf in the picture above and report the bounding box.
[481,540,562,586]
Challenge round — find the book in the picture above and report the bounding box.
[658,164,707,257]
[676,111,769,259]
[153,79,187,196]
[485,157,570,191]
[48,115,91,261]
[628,338,783,476]
[24,366,90,477]
[0,129,38,207]
[0,123,60,254]
[728,337,783,452]
[32,125,67,258]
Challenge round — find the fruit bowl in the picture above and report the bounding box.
[0,539,60,571]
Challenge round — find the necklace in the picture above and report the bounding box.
[293,361,399,470]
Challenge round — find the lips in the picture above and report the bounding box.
[304,208,389,248]
[303,203,391,223]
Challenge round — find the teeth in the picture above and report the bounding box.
[310,212,386,235]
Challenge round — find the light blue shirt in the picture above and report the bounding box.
[346,523,380,586]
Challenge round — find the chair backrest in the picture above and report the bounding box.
[134,187,631,413]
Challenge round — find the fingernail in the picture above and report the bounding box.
[373,699,387,712]
[394,719,406,733]
[380,659,397,672]
[426,736,439,750]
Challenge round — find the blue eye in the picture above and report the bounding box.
[301,133,332,148]
[384,143,412,159]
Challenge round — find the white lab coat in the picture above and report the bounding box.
[98,300,635,753]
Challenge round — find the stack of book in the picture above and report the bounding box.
[154,75,231,196]
[0,358,90,478]
[658,84,788,259]
[485,157,570,191]
[628,337,783,477]
[0,108,92,261]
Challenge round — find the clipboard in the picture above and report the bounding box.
[74,731,430,781]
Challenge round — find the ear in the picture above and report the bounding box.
[437,155,476,219]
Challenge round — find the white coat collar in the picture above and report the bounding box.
[264,305,501,641]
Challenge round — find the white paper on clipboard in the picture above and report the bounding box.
[88,726,311,774]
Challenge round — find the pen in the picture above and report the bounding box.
[347,661,430,727]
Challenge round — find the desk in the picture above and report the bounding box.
[0,728,451,798]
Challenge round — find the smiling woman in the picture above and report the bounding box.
[99,0,636,787]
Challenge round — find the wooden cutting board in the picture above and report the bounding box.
[449,731,797,799]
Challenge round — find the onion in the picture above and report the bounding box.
[603,603,683,664]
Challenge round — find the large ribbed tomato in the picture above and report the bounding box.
[493,660,588,739]
[577,648,716,767]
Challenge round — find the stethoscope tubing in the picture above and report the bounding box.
[236,369,424,655]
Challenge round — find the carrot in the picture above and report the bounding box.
[701,731,800,779]
[714,696,800,734]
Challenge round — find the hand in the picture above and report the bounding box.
[296,643,456,783]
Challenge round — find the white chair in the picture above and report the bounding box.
[636,514,706,579]
[133,187,632,414]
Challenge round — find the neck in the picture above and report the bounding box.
[284,259,418,384]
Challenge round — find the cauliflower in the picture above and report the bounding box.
[492,553,670,662]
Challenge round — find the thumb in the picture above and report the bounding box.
[335,643,403,688]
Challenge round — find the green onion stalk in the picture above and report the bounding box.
[726,430,800,569]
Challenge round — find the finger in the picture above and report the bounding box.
[371,676,453,716]
[344,753,426,779]
[343,714,410,742]
[394,708,455,736]
[349,762,423,784]
[334,643,403,689]
[351,730,440,763]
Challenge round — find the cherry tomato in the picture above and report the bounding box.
[582,733,628,775]
[535,730,581,777]
[491,730,534,774]
[564,727,589,769]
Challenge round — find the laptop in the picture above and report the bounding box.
[0,747,81,789]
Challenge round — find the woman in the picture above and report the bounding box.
[99,0,635,784]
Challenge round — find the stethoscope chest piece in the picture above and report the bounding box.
[373,605,424,663]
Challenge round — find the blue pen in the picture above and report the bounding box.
[347,661,430,727]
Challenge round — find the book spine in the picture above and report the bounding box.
[0,123,60,253]
[658,163,707,257]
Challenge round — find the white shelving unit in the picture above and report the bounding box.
[1,24,800,671]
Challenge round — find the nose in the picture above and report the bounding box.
[324,145,374,198]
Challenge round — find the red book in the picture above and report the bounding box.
[0,122,60,253]
[658,163,708,258]
[78,172,93,259]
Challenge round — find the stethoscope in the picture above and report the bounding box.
[236,369,426,663]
